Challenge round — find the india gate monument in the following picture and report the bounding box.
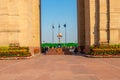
[0,0,120,54]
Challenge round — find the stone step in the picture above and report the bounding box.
[46,48,64,55]
[46,48,73,55]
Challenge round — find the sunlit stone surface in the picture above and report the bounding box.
[0,0,120,53]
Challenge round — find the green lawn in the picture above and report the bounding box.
[41,43,78,48]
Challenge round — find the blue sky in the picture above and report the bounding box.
[41,0,77,43]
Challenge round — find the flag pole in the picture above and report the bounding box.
[64,24,67,45]
[52,24,54,43]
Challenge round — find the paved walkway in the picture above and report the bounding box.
[0,55,120,80]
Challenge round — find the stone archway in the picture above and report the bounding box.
[34,0,120,54]
[39,0,90,53]
[0,0,120,54]
[24,0,91,54]
[0,0,90,54]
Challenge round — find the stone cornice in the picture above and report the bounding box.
[100,28,120,31]
[0,30,20,32]
[0,14,19,16]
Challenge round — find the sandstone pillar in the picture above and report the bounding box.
[99,0,108,44]
[106,0,110,44]
[77,0,90,53]
[110,0,120,44]
[94,0,100,46]
[32,0,41,52]
[84,0,90,52]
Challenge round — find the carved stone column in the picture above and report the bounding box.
[77,0,85,52]
[94,0,100,46]
[84,0,90,52]
[106,0,110,44]
[77,0,90,53]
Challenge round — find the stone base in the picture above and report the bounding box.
[46,48,64,55]
[29,47,40,56]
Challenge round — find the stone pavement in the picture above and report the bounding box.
[0,54,119,80]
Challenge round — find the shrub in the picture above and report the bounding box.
[89,44,120,55]
[0,46,31,57]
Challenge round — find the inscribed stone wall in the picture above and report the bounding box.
[90,0,95,45]
[0,0,40,49]
[99,0,107,42]
[90,0,120,45]
[0,0,9,46]
[110,0,120,44]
